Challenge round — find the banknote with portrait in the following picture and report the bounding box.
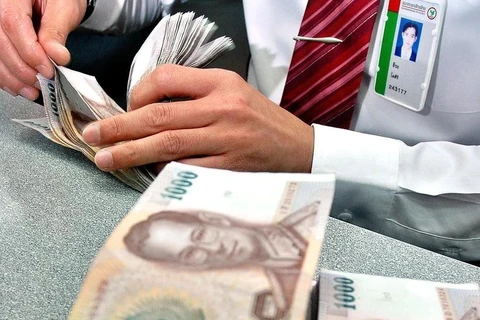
[69,162,336,320]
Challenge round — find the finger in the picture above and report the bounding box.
[0,29,40,86]
[0,1,53,78]
[38,0,85,65]
[0,59,38,100]
[93,129,222,171]
[82,100,216,146]
[129,64,235,110]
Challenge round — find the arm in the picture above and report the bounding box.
[313,125,480,262]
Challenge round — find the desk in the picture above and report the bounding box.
[1,91,479,319]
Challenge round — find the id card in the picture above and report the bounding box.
[374,0,447,112]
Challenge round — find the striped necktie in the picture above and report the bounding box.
[280,0,380,128]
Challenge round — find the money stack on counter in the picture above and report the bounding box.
[68,162,336,320]
[318,269,480,320]
[13,12,235,192]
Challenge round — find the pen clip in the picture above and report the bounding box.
[293,36,343,44]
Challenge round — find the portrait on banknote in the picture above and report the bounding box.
[124,202,319,316]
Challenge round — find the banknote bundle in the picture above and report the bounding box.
[318,269,480,320]
[13,12,235,192]
[69,162,336,319]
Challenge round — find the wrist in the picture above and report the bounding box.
[288,121,314,173]
[301,125,315,173]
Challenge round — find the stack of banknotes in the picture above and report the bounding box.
[319,269,480,320]
[13,12,235,192]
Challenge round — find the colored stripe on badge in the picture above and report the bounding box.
[388,0,401,12]
[375,10,399,95]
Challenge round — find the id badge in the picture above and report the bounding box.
[374,0,447,112]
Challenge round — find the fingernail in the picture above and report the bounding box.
[52,42,69,55]
[34,81,41,90]
[95,150,113,170]
[3,87,17,96]
[35,64,53,78]
[49,42,71,65]
[19,87,38,101]
[82,122,101,145]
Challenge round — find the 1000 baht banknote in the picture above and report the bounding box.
[69,162,335,320]
[319,269,480,320]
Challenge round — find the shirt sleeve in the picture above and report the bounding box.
[78,0,165,34]
[311,124,480,262]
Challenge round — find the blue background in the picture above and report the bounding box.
[395,17,424,56]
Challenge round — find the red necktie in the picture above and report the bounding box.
[280,0,380,129]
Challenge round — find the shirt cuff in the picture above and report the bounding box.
[311,124,400,192]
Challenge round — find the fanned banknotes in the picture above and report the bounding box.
[318,269,480,320]
[69,162,336,319]
[13,12,235,192]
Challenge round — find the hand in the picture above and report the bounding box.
[82,65,314,174]
[0,0,87,100]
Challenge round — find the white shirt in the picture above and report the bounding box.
[400,46,412,60]
[81,0,480,261]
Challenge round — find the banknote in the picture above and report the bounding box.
[13,12,235,192]
[318,269,480,320]
[69,162,336,320]
[16,73,150,192]
[127,12,234,101]
[11,117,74,149]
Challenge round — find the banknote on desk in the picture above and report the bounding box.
[318,269,480,320]
[13,12,235,192]
[69,162,336,320]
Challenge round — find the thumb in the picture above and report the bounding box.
[37,1,86,65]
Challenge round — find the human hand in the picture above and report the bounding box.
[82,65,314,174]
[0,0,87,100]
